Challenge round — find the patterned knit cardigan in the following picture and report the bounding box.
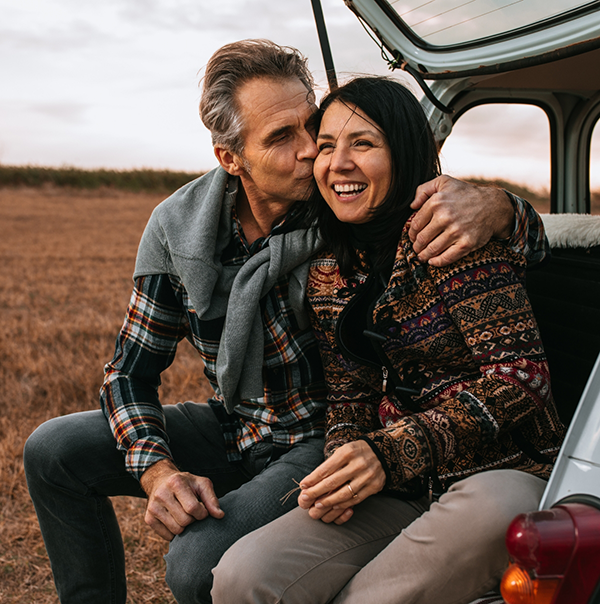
[307,219,565,496]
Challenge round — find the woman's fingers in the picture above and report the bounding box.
[298,471,352,509]
[298,446,356,507]
[299,450,348,489]
[299,441,386,510]
[333,507,354,525]
[317,506,354,524]
[301,440,387,525]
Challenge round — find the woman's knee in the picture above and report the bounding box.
[212,507,333,604]
[211,503,384,604]
[447,469,546,523]
[211,540,252,604]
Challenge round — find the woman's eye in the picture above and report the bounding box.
[318,143,334,153]
[354,139,373,148]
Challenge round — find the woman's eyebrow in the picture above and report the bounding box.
[317,129,380,139]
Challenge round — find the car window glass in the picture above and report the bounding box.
[389,0,594,47]
[590,121,600,214]
[440,103,550,213]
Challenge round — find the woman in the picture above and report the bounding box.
[212,77,565,604]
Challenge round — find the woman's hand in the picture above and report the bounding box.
[298,440,386,524]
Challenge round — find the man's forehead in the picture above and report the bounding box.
[237,77,316,138]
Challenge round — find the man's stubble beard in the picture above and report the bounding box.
[240,153,316,204]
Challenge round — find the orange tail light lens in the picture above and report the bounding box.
[501,563,561,604]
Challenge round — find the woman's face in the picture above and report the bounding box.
[314,100,392,224]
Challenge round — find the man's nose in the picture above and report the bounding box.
[297,130,318,161]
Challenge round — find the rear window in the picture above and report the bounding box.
[386,0,595,47]
[440,102,551,213]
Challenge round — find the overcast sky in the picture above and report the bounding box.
[2,0,597,190]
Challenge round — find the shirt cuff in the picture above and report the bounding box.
[501,190,520,245]
[125,436,174,481]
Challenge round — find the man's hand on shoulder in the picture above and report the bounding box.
[409,175,514,267]
[140,458,224,541]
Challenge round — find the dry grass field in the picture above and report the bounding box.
[0,185,213,603]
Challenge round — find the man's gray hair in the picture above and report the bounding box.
[199,39,315,156]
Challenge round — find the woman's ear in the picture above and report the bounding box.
[214,146,245,176]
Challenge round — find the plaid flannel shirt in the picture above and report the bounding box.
[100,208,327,480]
[99,193,547,480]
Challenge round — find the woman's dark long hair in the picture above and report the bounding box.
[295,76,441,276]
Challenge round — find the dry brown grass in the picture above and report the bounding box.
[0,186,213,603]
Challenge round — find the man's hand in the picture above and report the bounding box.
[140,458,224,541]
[409,175,515,267]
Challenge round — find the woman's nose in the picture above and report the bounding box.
[329,146,354,172]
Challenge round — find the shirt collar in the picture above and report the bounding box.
[230,202,291,256]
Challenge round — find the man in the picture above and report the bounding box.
[24,39,547,604]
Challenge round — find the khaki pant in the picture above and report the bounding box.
[212,469,546,604]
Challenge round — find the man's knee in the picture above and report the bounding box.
[24,410,121,497]
[24,415,77,483]
[165,530,218,604]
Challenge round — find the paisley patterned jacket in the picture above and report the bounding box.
[307,218,566,497]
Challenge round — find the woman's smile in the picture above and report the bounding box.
[332,182,368,199]
[314,100,392,224]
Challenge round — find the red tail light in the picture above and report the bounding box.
[501,503,600,604]
[501,507,574,604]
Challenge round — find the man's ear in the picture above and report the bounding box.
[214,146,245,176]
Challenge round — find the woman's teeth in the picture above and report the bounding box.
[333,183,367,197]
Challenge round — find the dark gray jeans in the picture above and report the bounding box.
[23,403,324,604]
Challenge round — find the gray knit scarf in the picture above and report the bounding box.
[134,167,322,413]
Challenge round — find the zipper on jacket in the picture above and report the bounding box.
[363,329,421,412]
[428,470,444,503]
